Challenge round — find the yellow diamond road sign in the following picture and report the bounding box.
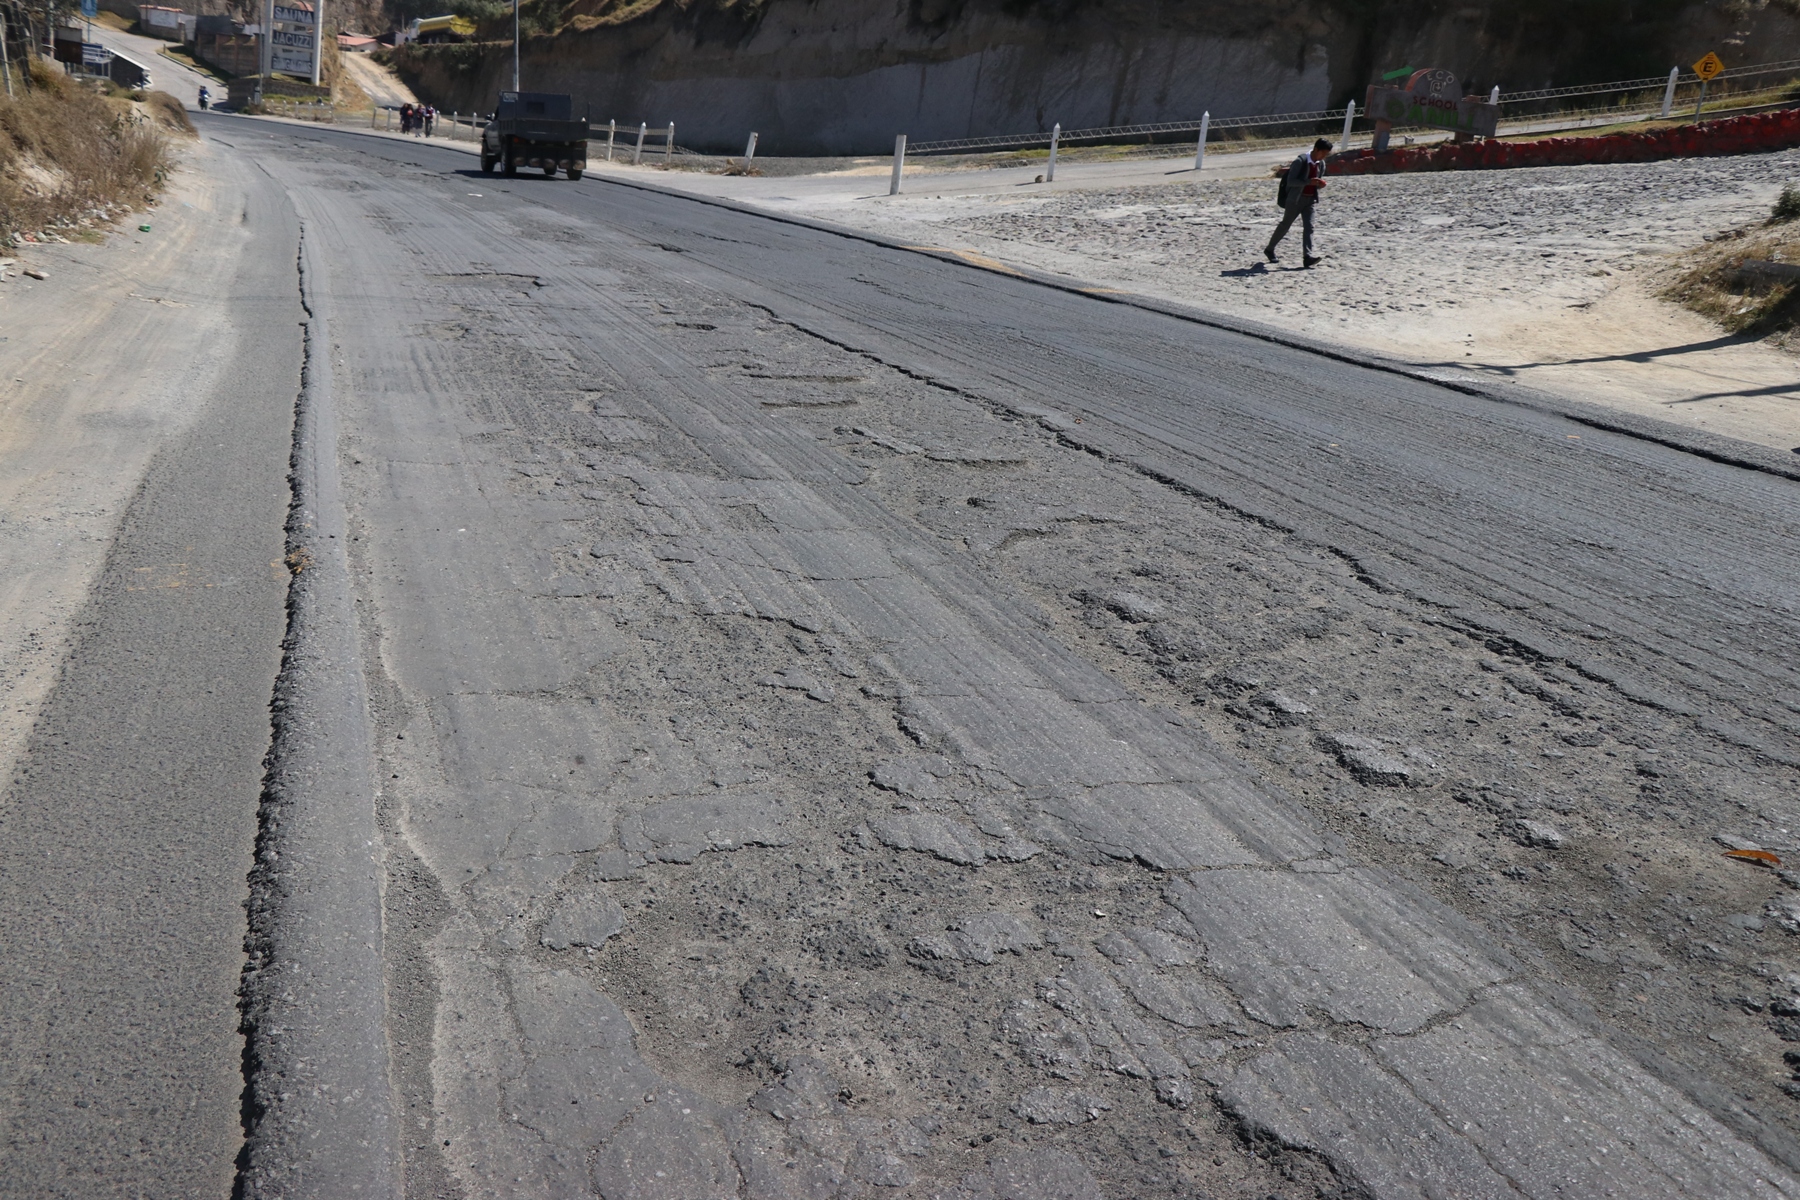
[1694,51,1725,82]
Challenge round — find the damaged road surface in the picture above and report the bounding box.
[206,123,1800,1198]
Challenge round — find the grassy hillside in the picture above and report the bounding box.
[1,64,186,246]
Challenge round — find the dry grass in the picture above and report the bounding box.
[1665,189,1800,347]
[0,61,173,245]
[143,90,196,135]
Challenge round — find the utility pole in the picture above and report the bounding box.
[259,0,270,101]
[310,0,321,87]
[511,0,518,90]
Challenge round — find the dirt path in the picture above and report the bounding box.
[340,52,417,109]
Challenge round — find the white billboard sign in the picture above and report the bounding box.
[272,3,314,25]
[271,43,313,74]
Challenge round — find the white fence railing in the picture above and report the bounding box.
[905,57,1800,156]
[355,107,701,164]
[261,52,1800,164]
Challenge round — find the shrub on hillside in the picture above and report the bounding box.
[144,91,196,135]
[0,64,171,244]
[1773,183,1800,224]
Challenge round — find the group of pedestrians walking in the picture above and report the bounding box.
[399,103,436,137]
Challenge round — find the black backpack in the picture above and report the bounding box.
[1276,155,1306,208]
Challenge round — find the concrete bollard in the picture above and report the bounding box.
[1340,100,1354,151]
[607,119,616,161]
[1193,110,1209,171]
[633,121,647,165]
[744,131,758,161]
[1661,66,1678,118]
[1046,122,1060,182]
[665,123,674,165]
[889,134,907,196]
[1488,85,1499,105]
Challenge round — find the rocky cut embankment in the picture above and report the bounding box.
[391,0,1800,155]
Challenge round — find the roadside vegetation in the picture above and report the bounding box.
[1666,183,1800,346]
[0,61,191,248]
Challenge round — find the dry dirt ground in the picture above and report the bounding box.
[778,147,1800,455]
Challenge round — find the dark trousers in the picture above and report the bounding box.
[1268,197,1315,257]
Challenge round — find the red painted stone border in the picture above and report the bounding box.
[1328,107,1800,174]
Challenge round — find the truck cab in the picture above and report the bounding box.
[481,91,589,179]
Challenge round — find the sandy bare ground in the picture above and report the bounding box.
[339,52,418,109]
[696,148,1800,454]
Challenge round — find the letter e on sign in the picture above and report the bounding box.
[1694,52,1724,82]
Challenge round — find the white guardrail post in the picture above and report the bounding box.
[889,134,907,195]
[606,119,616,161]
[1339,100,1354,150]
[1045,122,1060,182]
[1661,66,1678,118]
[744,131,758,162]
[1193,110,1209,170]
[665,122,674,165]
[633,121,646,164]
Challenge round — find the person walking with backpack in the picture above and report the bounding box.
[1266,138,1333,267]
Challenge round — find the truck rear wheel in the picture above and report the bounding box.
[503,153,517,177]
[567,167,583,180]
[480,155,494,173]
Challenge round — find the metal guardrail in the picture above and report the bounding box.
[907,58,1800,156]
[1497,57,1800,104]
[910,110,1338,155]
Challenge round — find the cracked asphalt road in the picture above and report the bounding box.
[16,116,1800,1198]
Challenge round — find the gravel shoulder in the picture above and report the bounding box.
[0,132,300,1196]
[0,144,238,791]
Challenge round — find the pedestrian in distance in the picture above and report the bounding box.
[424,105,436,137]
[400,103,413,135]
[1265,137,1332,268]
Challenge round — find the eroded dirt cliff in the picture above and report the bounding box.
[391,0,1800,153]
